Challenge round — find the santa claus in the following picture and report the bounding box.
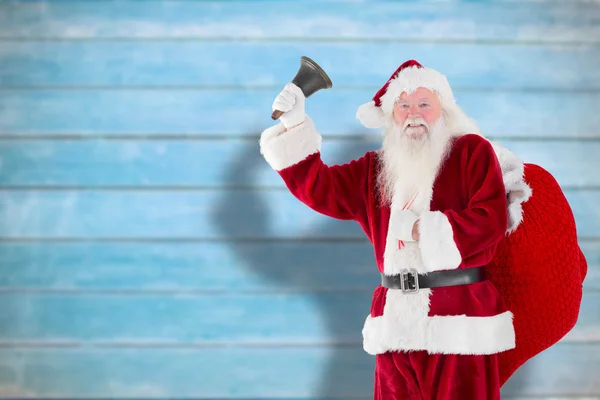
[258,60,585,399]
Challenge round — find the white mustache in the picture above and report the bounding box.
[403,117,429,131]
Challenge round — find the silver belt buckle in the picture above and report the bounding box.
[400,268,419,294]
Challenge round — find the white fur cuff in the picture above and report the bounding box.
[417,211,462,272]
[259,116,322,171]
[389,210,419,242]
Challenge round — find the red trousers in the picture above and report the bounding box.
[374,350,501,400]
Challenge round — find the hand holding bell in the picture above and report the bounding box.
[271,56,333,120]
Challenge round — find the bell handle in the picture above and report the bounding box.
[271,109,284,120]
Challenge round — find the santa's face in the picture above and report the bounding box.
[377,94,452,206]
[392,88,441,140]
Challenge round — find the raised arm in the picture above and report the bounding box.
[259,83,369,221]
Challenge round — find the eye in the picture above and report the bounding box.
[419,103,429,108]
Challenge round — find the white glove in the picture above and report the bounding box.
[272,82,306,129]
[389,209,419,242]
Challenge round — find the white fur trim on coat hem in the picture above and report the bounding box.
[417,211,462,272]
[259,116,322,171]
[362,309,515,356]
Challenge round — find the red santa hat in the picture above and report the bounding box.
[356,59,478,135]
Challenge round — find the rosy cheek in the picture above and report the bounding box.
[393,108,407,124]
[423,110,437,125]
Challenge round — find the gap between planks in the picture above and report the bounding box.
[0,237,598,243]
[0,134,599,141]
[0,85,599,92]
[0,185,598,191]
[0,36,599,46]
[0,340,595,349]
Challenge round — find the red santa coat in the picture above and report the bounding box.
[260,116,519,356]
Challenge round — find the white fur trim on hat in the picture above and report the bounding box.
[356,65,456,129]
[379,66,454,114]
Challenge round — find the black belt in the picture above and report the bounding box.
[381,267,485,293]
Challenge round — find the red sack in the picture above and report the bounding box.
[486,163,588,386]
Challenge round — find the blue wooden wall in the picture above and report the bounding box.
[0,0,599,398]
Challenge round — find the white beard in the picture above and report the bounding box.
[376,116,454,208]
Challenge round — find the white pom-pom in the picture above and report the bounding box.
[356,101,385,128]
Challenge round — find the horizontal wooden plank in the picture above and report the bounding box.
[1,41,598,90]
[566,292,600,342]
[0,345,597,398]
[501,344,600,397]
[0,242,379,291]
[0,189,597,239]
[0,1,598,43]
[0,292,368,342]
[0,291,596,343]
[0,139,598,188]
[0,241,597,291]
[505,398,600,400]
[0,90,599,138]
[0,397,582,400]
[582,242,599,290]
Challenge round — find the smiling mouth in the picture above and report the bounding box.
[405,124,427,137]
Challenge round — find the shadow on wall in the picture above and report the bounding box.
[208,128,376,397]
[208,126,532,398]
